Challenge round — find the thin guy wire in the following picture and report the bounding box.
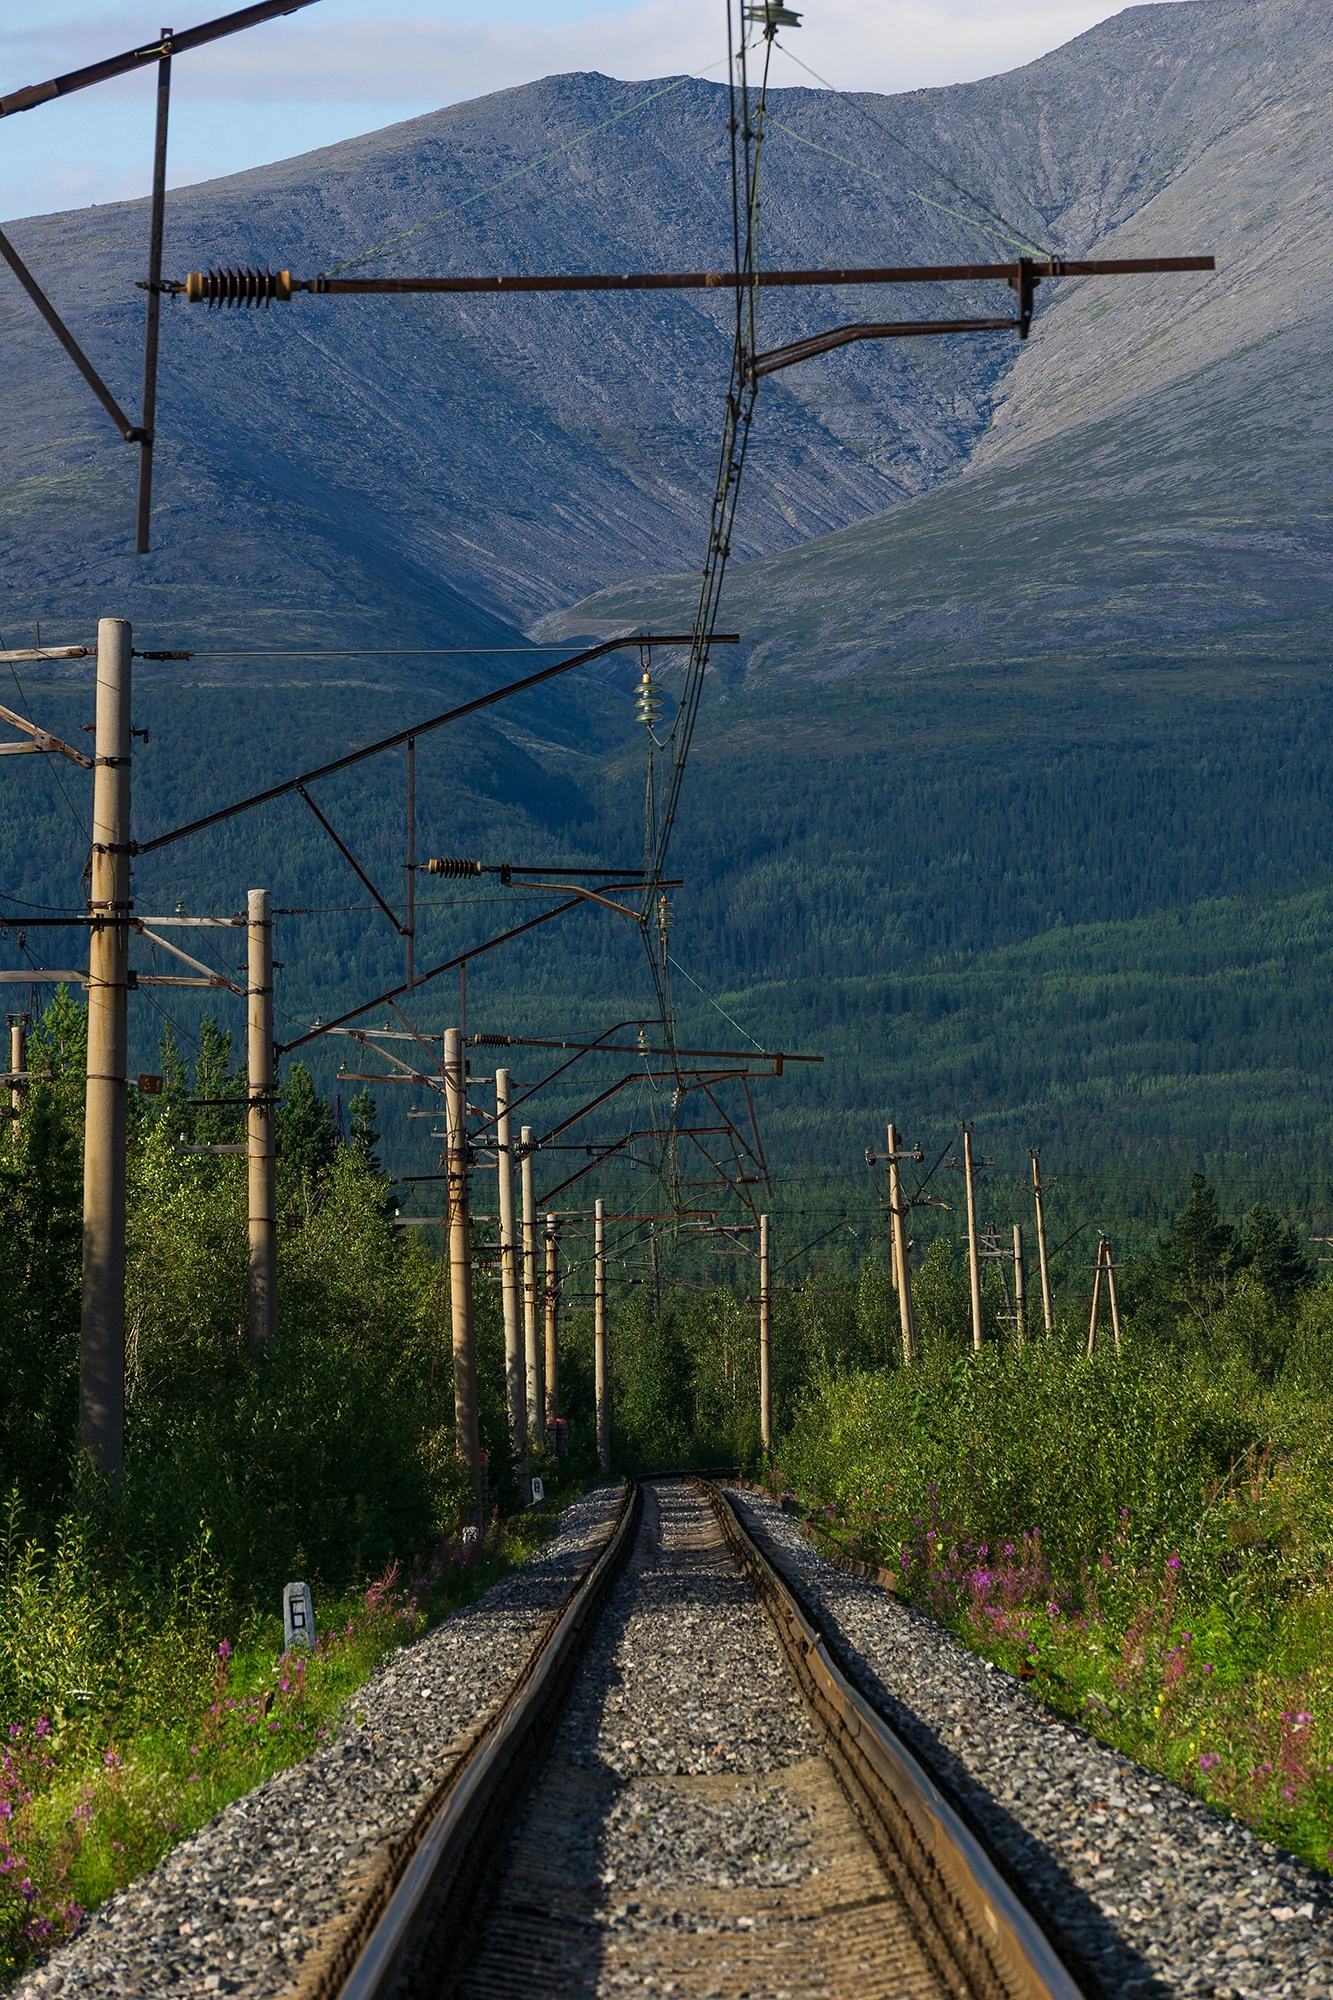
[771,39,1053,256]
[321,66,730,278]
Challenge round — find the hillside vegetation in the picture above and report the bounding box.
[5,1,1333,1197]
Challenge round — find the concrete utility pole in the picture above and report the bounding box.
[7,1012,27,1137]
[1012,1222,1026,1345]
[886,1122,917,1363]
[444,1026,481,1489]
[495,1068,526,1477]
[247,888,277,1350]
[1031,1150,1054,1333]
[544,1212,560,1443]
[594,1197,610,1474]
[962,1124,983,1352]
[759,1212,772,1456]
[81,616,131,1489]
[520,1124,542,1436]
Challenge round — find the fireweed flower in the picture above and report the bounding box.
[217,1639,232,1661]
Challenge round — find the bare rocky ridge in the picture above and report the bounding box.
[6,0,1328,655]
[545,0,1333,696]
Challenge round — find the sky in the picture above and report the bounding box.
[0,0,1162,223]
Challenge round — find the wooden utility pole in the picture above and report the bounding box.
[544,1212,560,1445]
[444,1026,481,1490]
[81,616,131,1489]
[594,1197,609,1473]
[1031,1150,1053,1333]
[7,1011,27,1137]
[246,888,277,1349]
[1012,1222,1026,1345]
[495,1068,526,1478]
[520,1123,543,1436]
[759,1211,773,1456]
[1087,1236,1123,1356]
[1096,1240,1112,1352]
[650,1223,661,1319]
[962,1124,983,1351]
[886,1122,917,1363]
[404,735,415,986]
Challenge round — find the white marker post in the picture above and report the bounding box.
[283,1580,315,1652]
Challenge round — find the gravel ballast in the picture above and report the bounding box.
[10,1484,626,2000]
[727,1487,1333,2000]
[460,1478,943,2000]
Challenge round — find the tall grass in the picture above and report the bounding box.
[0,995,560,1975]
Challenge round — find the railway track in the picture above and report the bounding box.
[327,1477,1080,2000]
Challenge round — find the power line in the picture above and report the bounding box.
[321,64,732,279]
[770,39,1053,258]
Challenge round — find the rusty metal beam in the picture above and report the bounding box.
[751,316,1018,376]
[0,226,140,440]
[175,255,1215,301]
[0,0,321,117]
[276,886,645,1056]
[296,786,407,935]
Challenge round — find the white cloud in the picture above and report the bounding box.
[4,2,1143,104]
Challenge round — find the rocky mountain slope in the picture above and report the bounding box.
[3,0,1331,1192]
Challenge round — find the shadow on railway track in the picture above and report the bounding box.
[731,1497,1174,2000]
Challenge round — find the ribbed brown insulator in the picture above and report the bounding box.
[424,856,484,878]
[184,266,293,308]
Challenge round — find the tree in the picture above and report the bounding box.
[1240,1204,1315,1310]
[1157,1173,1237,1320]
[192,1017,244,1147]
[276,1062,335,1180]
[348,1087,382,1177]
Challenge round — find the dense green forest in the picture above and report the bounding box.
[6,663,1333,1235]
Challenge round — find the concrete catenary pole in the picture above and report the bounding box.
[247,889,277,1350]
[520,1124,543,1437]
[495,1069,526,1476]
[594,1197,610,1473]
[7,1011,27,1138]
[886,1122,917,1364]
[1012,1221,1026,1346]
[544,1213,560,1442]
[444,1027,481,1490]
[81,616,131,1488]
[759,1212,773,1456]
[963,1124,983,1351]
[1031,1149,1054,1334]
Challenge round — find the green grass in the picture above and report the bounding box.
[0,1502,567,1978]
[776,1282,1333,1873]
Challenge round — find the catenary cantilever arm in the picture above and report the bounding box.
[133,633,736,855]
[0,0,321,117]
[0,227,141,440]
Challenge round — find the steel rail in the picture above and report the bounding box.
[324,1479,642,2000]
[701,1479,1084,2000]
[319,1473,1084,2000]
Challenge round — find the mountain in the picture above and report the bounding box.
[3,0,1332,1220]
